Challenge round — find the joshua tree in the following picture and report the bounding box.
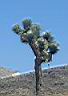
[12,19,60,95]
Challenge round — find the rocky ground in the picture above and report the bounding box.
[0,65,68,96]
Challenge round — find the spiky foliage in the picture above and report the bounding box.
[43,32,54,43]
[12,24,22,35]
[12,19,60,95]
[22,19,32,30]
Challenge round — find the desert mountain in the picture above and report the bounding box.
[0,65,68,96]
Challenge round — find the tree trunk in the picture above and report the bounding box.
[35,58,42,95]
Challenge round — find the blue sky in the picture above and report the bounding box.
[0,0,68,72]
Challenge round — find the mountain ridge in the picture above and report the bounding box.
[0,65,68,96]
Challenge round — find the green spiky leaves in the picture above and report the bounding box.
[31,24,41,38]
[22,19,32,30]
[43,32,54,43]
[12,19,60,63]
[12,24,22,35]
[42,51,52,63]
[48,43,60,54]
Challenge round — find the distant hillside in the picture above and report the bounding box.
[0,67,15,78]
[0,65,68,96]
